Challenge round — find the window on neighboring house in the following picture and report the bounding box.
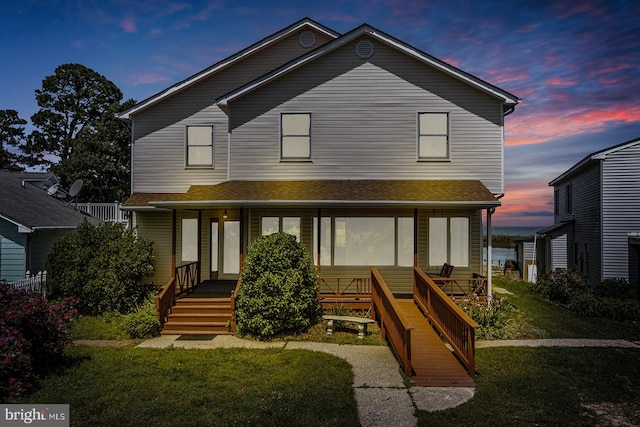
[565,184,572,214]
[186,125,213,167]
[554,189,559,215]
[281,113,311,160]
[418,112,449,160]
[181,218,198,262]
[428,217,469,267]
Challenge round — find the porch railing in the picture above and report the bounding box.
[155,262,200,327]
[4,270,47,298]
[76,202,129,223]
[175,261,199,295]
[318,276,371,298]
[413,267,479,376]
[155,276,176,327]
[430,273,487,299]
[371,266,413,378]
[230,275,242,334]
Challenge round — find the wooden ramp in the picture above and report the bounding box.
[396,299,475,387]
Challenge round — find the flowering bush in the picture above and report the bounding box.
[533,269,589,304]
[0,284,76,399]
[456,294,513,339]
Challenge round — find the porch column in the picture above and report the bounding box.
[197,210,202,284]
[487,208,494,300]
[317,208,322,273]
[171,209,177,272]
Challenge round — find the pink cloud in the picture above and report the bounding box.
[506,103,640,146]
[553,0,605,19]
[190,0,223,22]
[545,76,577,87]
[120,16,137,33]
[517,23,541,33]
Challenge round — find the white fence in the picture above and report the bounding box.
[5,270,47,297]
[76,202,129,224]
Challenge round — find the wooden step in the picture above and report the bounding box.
[171,304,232,314]
[167,313,232,323]
[162,321,230,334]
[177,297,231,304]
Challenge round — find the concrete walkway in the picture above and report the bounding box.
[132,336,640,426]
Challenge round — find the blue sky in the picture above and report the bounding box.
[2,0,639,226]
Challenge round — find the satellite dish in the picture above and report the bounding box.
[46,183,60,196]
[68,179,83,198]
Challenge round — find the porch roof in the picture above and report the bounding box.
[123,180,501,210]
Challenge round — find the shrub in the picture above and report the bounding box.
[533,269,589,304]
[0,285,76,399]
[456,295,514,339]
[46,220,155,315]
[591,278,638,300]
[121,297,160,339]
[236,233,321,339]
[569,293,640,322]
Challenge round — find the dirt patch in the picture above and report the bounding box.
[583,402,640,426]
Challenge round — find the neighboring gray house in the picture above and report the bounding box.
[539,136,640,286]
[0,170,100,282]
[117,18,520,292]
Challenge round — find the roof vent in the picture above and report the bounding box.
[299,30,316,48]
[355,40,374,59]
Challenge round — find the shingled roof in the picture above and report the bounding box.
[0,170,101,231]
[123,180,500,209]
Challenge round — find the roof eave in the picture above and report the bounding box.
[148,199,501,209]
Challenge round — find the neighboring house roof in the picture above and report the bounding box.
[117,17,340,120]
[122,180,501,209]
[549,136,640,186]
[217,23,520,111]
[0,170,100,232]
[536,220,573,235]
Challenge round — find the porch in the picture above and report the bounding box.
[155,261,482,386]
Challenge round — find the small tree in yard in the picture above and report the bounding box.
[236,232,321,339]
[45,220,155,315]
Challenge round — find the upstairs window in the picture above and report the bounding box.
[186,125,213,167]
[418,112,449,160]
[281,113,311,160]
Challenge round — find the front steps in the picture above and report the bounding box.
[161,297,233,335]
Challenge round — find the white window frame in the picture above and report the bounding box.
[417,112,450,160]
[185,125,214,168]
[280,113,311,160]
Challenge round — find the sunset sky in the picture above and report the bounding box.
[2,0,639,226]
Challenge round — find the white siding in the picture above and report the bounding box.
[601,143,640,279]
[228,38,504,192]
[551,234,568,270]
[131,28,335,193]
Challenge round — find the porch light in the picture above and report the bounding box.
[223,209,228,219]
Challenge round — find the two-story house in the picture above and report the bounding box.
[539,136,640,286]
[118,18,520,295]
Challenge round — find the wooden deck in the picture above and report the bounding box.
[397,299,475,387]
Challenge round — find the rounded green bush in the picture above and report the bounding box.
[235,232,320,339]
[121,298,160,339]
[45,220,155,315]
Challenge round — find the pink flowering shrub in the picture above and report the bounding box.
[0,284,77,399]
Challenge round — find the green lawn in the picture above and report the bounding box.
[10,346,359,427]
[10,277,640,426]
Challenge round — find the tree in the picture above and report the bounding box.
[24,63,134,201]
[0,109,26,170]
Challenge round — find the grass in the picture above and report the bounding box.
[418,346,640,426]
[70,315,128,340]
[494,276,640,340]
[12,277,640,426]
[9,346,359,427]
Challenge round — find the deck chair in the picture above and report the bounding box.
[432,263,454,294]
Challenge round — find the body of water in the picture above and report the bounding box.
[489,225,546,237]
[483,247,516,267]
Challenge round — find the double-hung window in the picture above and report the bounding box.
[281,113,311,160]
[186,125,213,167]
[418,112,449,160]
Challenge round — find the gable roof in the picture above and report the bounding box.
[216,24,520,112]
[0,170,100,232]
[549,136,640,186]
[122,179,500,209]
[117,18,340,120]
